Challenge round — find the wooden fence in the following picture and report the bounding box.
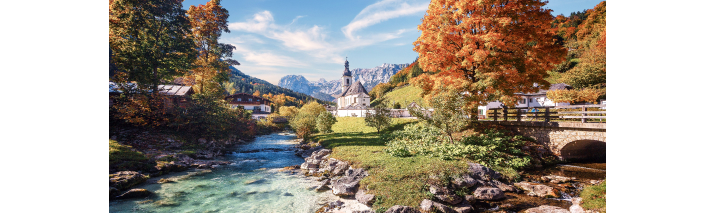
[488,104,606,123]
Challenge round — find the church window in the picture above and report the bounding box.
[346,79,349,85]
[354,97,357,103]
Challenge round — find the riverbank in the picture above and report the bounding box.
[110,131,355,212]
[308,117,606,212]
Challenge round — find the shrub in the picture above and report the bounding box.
[290,102,326,139]
[109,139,152,172]
[316,111,337,133]
[365,99,392,133]
[409,86,468,143]
[279,106,299,121]
[384,124,532,179]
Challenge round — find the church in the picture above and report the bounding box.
[335,59,371,116]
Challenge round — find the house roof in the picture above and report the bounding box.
[109,82,192,96]
[225,93,272,102]
[517,83,573,96]
[339,81,369,97]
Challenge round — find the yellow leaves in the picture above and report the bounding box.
[546,88,605,104]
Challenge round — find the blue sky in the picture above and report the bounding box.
[182,0,605,85]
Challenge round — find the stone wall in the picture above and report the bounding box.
[490,122,606,156]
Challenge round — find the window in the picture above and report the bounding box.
[346,79,349,85]
[529,98,533,103]
[354,97,357,103]
[479,109,484,115]
[519,98,526,104]
[237,98,242,101]
[253,106,260,110]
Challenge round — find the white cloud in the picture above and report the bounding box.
[342,0,428,40]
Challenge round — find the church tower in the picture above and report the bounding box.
[341,58,352,93]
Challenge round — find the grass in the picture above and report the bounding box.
[110,139,151,172]
[312,117,469,210]
[371,85,427,108]
[580,181,606,212]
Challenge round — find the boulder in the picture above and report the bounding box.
[436,194,463,205]
[331,168,368,196]
[514,182,560,198]
[109,187,120,198]
[463,195,475,204]
[296,146,322,158]
[522,205,571,213]
[328,200,345,210]
[453,201,474,213]
[155,161,187,172]
[419,199,456,213]
[473,187,505,201]
[569,197,584,213]
[356,190,376,206]
[451,174,478,188]
[109,171,148,191]
[541,175,577,184]
[490,180,518,192]
[322,158,349,176]
[467,163,501,181]
[385,205,421,213]
[352,210,374,213]
[315,179,330,191]
[115,188,151,199]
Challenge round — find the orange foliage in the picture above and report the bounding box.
[413,0,566,111]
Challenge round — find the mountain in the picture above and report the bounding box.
[278,63,410,101]
[227,66,331,105]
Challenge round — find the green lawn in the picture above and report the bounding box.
[371,85,427,108]
[313,117,469,210]
[580,181,606,212]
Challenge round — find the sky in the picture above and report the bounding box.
[182,0,605,85]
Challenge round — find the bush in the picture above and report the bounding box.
[109,139,152,172]
[290,102,326,139]
[279,106,299,121]
[168,93,256,142]
[316,111,337,133]
[384,124,532,178]
[365,99,392,133]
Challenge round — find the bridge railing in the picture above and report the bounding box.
[488,104,606,123]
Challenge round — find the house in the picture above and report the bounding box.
[109,82,194,108]
[224,93,272,119]
[477,83,572,119]
[335,59,372,117]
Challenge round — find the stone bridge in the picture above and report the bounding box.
[488,121,606,161]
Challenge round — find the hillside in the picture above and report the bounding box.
[278,63,410,101]
[371,85,426,108]
[227,66,331,105]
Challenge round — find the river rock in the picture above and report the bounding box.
[464,195,475,204]
[522,205,570,213]
[542,175,577,184]
[156,161,187,172]
[109,171,148,191]
[315,179,330,191]
[321,158,350,176]
[115,188,151,199]
[419,199,455,213]
[437,194,463,205]
[296,146,322,158]
[110,187,120,198]
[491,180,518,192]
[331,167,368,196]
[514,182,560,198]
[385,205,421,213]
[467,163,501,181]
[569,197,584,213]
[453,201,474,213]
[356,190,376,206]
[473,187,505,201]
[451,174,478,188]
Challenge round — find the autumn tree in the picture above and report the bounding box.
[558,1,606,90]
[185,0,239,96]
[413,0,566,117]
[109,0,197,93]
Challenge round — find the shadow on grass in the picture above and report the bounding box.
[316,120,417,149]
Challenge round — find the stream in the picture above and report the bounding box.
[109,131,337,213]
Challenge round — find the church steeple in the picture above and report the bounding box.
[341,57,352,93]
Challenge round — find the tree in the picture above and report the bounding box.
[279,106,299,121]
[185,0,239,96]
[222,81,236,95]
[546,87,604,104]
[316,111,337,133]
[412,0,566,117]
[365,99,392,133]
[253,90,261,97]
[409,86,468,144]
[110,0,197,93]
[290,102,326,139]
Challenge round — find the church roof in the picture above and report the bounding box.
[340,81,369,97]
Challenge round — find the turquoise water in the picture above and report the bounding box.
[109,132,333,213]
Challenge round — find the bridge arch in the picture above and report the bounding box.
[559,140,606,162]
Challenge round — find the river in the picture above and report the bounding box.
[109,131,336,213]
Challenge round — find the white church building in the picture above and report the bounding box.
[334,59,373,117]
